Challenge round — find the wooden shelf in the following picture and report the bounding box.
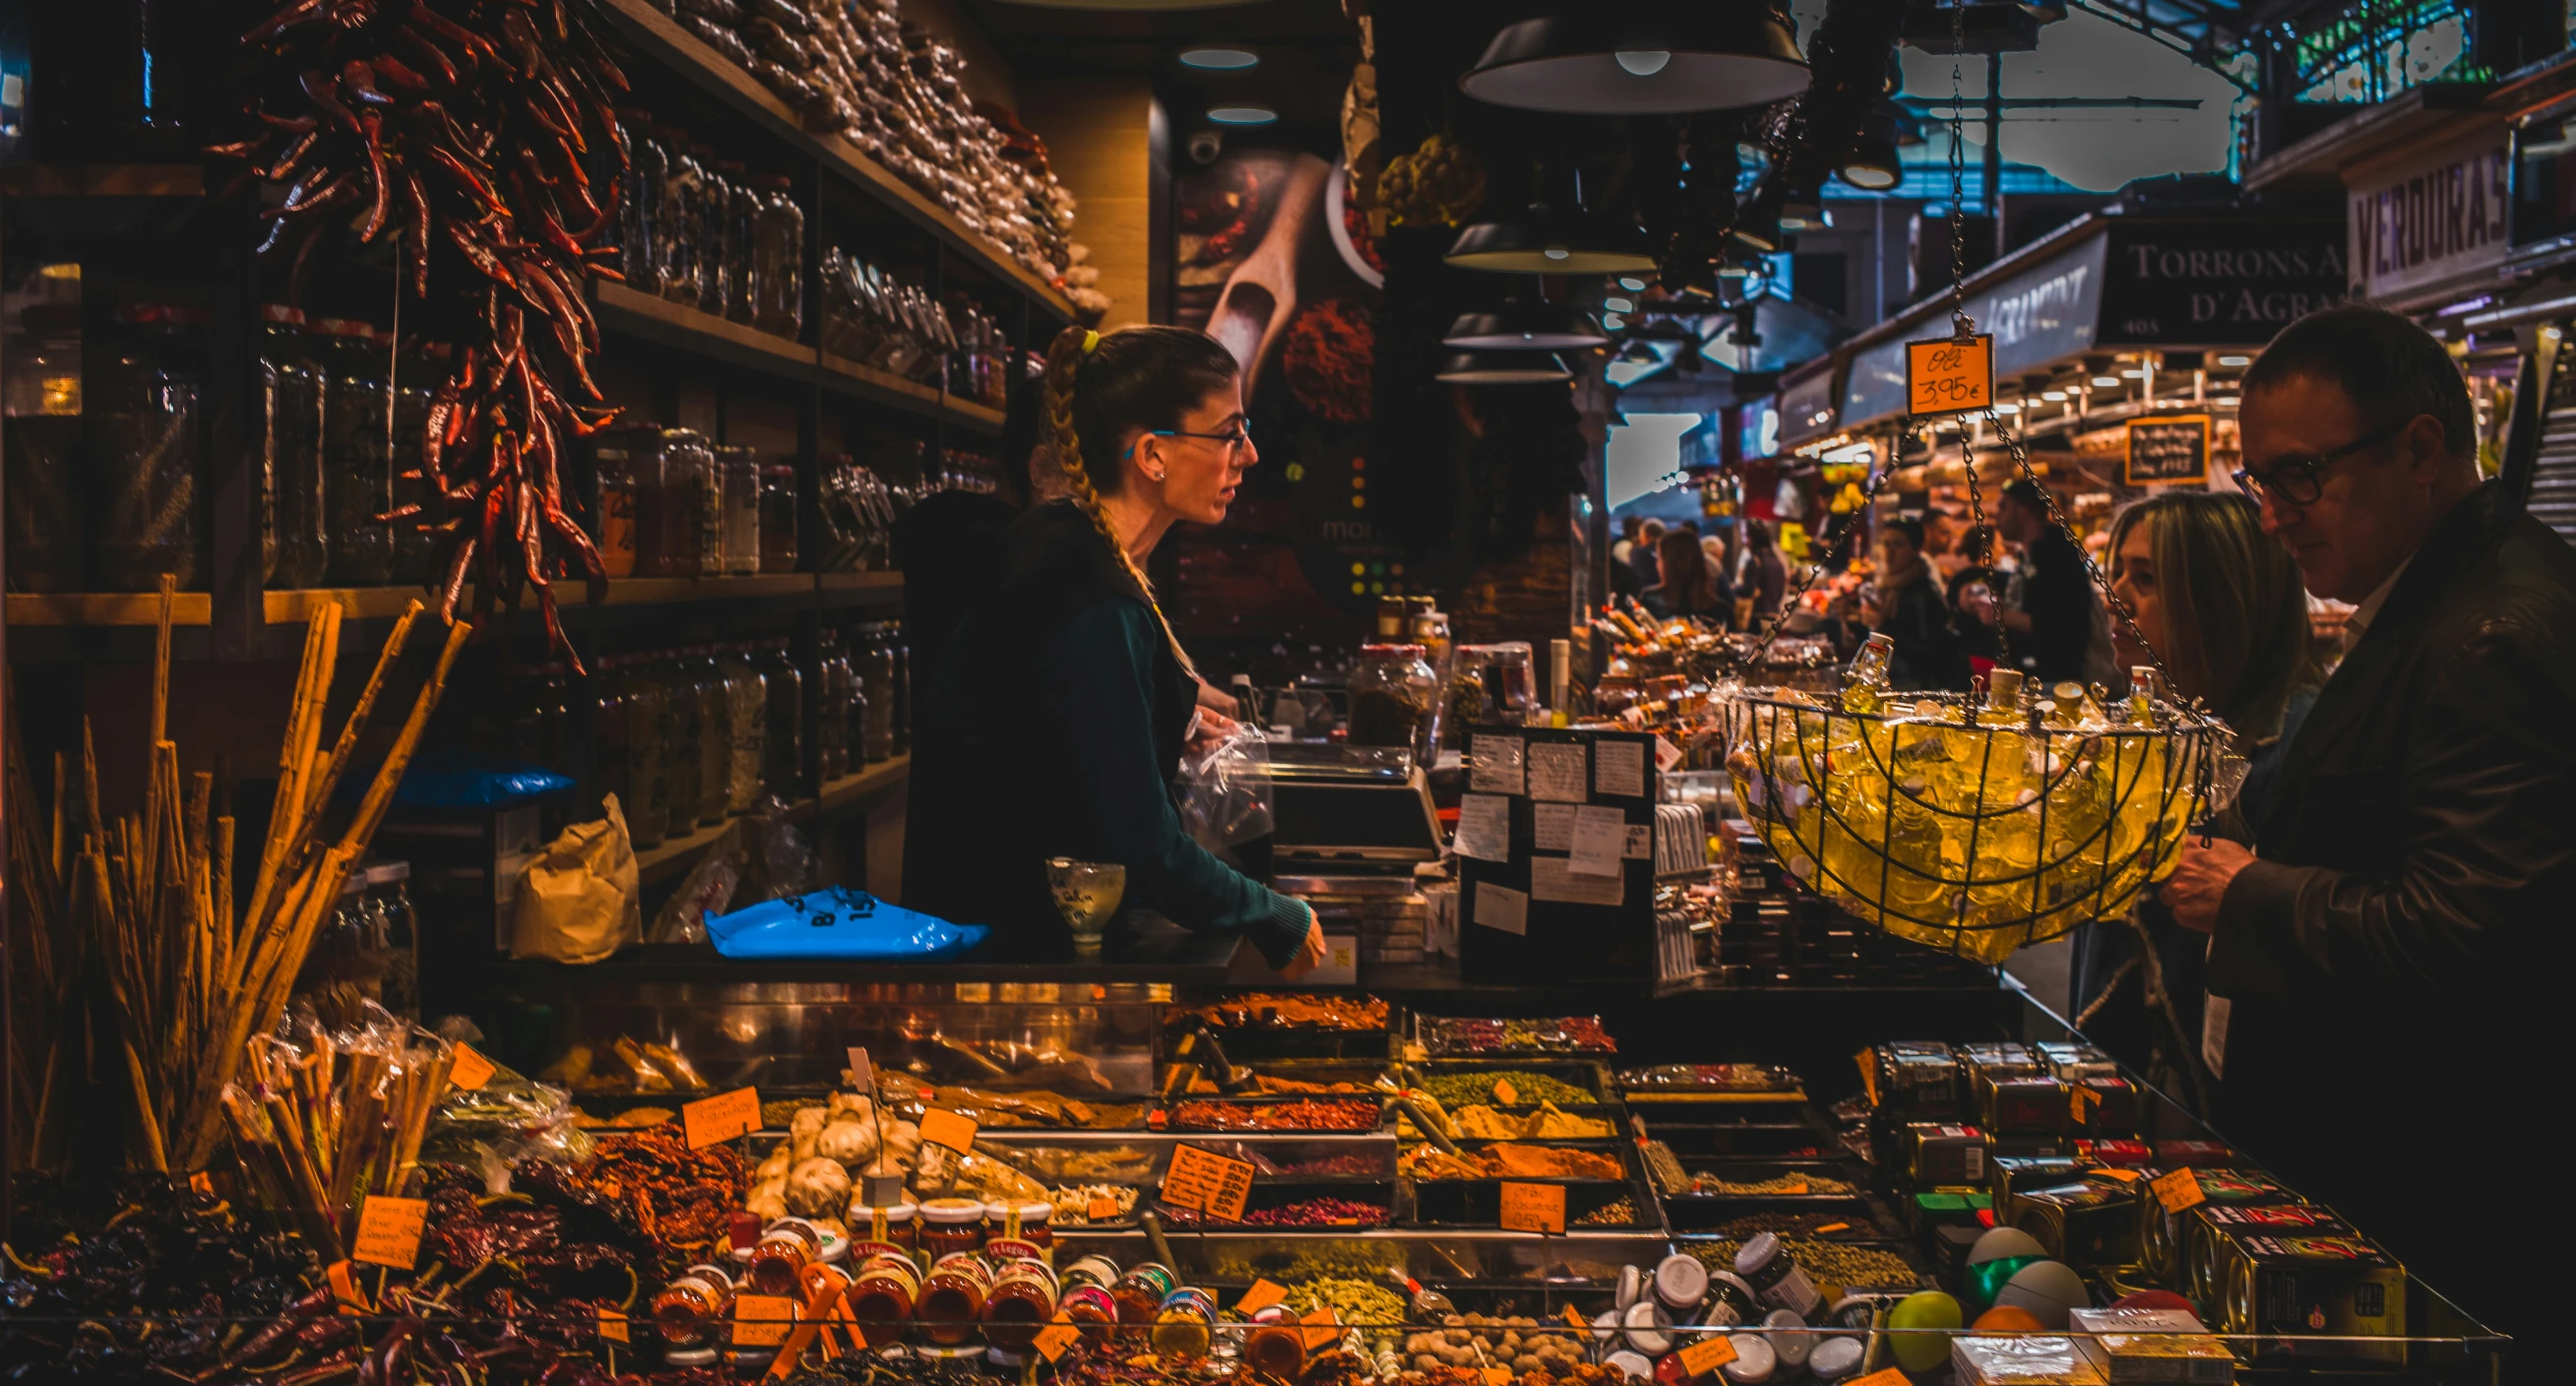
[948,396,1009,430]
[8,591,212,626]
[634,755,911,886]
[0,164,205,198]
[597,0,1074,321]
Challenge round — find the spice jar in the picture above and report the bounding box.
[614,657,672,848]
[1242,1305,1305,1378]
[90,303,204,591]
[720,160,759,325]
[753,176,805,339]
[983,1200,1052,1263]
[690,646,730,826]
[981,1257,1061,1357]
[916,1250,994,1347]
[1109,1263,1175,1340]
[722,645,766,814]
[1150,1287,1217,1359]
[6,298,89,593]
[847,1200,917,1255]
[916,1198,986,1260]
[758,638,803,797]
[718,444,760,575]
[594,445,639,579]
[651,1264,736,1349]
[745,1218,826,1298]
[693,149,730,319]
[845,1249,921,1341]
[1349,643,1436,752]
[758,463,799,572]
[1733,1232,1822,1318]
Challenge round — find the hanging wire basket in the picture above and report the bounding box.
[1721,684,2239,964]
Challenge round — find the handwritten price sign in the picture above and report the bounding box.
[1907,334,1993,415]
[1161,1143,1256,1223]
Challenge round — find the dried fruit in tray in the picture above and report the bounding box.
[1617,1063,1803,1094]
[1576,1196,1641,1227]
[1179,992,1391,1032]
[1686,1237,1919,1289]
[1159,1196,1390,1228]
[1683,1170,1857,1196]
[1420,1070,1594,1108]
[1186,1070,1377,1095]
[1404,1314,1587,1374]
[1398,1144,1623,1180]
[1171,1099,1382,1131]
[1417,1016,1614,1055]
[1443,1103,1615,1141]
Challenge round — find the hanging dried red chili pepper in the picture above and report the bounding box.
[215,0,632,666]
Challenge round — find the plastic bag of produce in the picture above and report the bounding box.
[511,795,642,964]
[704,884,988,959]
[1177,722,1274,855]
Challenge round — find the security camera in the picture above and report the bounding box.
[1187,129,1225,164]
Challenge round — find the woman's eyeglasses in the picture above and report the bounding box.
[2231,424,2394,506]
[1151,420,1255,452]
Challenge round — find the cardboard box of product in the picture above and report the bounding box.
[2067,1306,2235,1384]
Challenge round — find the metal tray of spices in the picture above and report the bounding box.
[1658,1159,1876,1229]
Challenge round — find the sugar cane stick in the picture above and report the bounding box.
[123,1036,169,1172]
[344,617,472,851]
[152,574,173,744]
[240,608,339,969]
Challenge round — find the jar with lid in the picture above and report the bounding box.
[845,1250,921,1341]
[983,1200,1052,1262]
[658,132,703,306]
[1732,1232,1821,1318]
[5,297,88,593]
[916,1250,994,1347]
[389,339,443,585]
[745,1217,826,1298]
[758,639,803,797]
[591,655,631,824]
[719,161,759,325]
[660,650,706,833]
[1242,1305,1306,1378]
[593,444,638,578]
[847,1200,917,1256]
[693,147,730,319]
[889,623,911,751]
[718,444,760,574]
[692,445,725,578]
[615,111,663,295]
[753,175,804,339]
[1061,1285,1120,1343]
[613,657,671,848]
[855,624,898,763]
[721,645,766,814]
[651,1264,735,1351]
[650,428,715,577]
[318,320,395,586]
[1150,1287,1217,1359]
[814,632,852,781]
[1108,1263,1175,1341]
[981,1258,1061,1358]
[916,1198,985,1260]
[690,647,730,825]
[1059,1255,1119,1295]
[1349,644,1435,754]
[89,303,203,591]
[759,463,799,573]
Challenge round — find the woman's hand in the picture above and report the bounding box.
[1186,707,1241,758]
[1278,914,1330,979]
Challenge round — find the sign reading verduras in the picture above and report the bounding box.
[2124,416,2211,486]
[2346,133,2509,302]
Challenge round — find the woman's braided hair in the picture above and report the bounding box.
[1040,323,1240,678]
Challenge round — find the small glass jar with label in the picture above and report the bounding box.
[983,1200,1052,1262]
[916,1198,986,1260]
[916,1250,994,1347]
[1150,1287,1217,1359]
[846,1199,918,1256]
[846,1250,921,1342]
[981,1257,1062,1359]
[744,1217,825,1298]
[650,1264,735,1351]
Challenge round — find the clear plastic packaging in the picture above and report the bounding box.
[753,176,805,339]
[617,113,665,296]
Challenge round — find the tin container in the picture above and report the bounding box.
[2006,1177,2143,1270]
[1905,1123,1987,1186]
[2086,1138,2153,1168]
[2035,1041,2119,1083]
[1989,1156,2085,1204]
[1956,1042,2043,1081]
[1876,1042,1961,1120]
[1977,1075,2069,1137]
[2209,1232,2405,1367]
[2068,1077,2142,1138]
[2138,1168,2295,1283]
[2184,1203,2355,1310]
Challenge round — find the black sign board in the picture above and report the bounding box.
[2125,416,2211,486]
[1456,727,1658,985]
[2098,220,2346,346]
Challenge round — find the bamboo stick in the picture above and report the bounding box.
[241,608,338,965]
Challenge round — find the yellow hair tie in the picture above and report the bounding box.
[1081,330,1100,355]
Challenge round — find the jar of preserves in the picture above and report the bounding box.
[1109,1264,1175,1340]
[916,1249,994,1347]
[745,1217,826,1298]
[983,1201,1052,1263]
[981,1258,1061,1358]
[848,1200,918,1256]
[1062,1285,1120,1343]
[1151,1287,1217,1359]
[1349,643,1436,754]
[1242,1305,1305,1378]
[615,657,671,848]
[1732,1232,1821,1319]
[616,112,663,296]
[753,175,804,339]
[758,638,803,797]
[318,319,394,586]
[855,624,898,763]
[660,649,705,834]
[718,444,760,575]
[721,645,766,815]
[651,1264,735,1350]
[6,297,89,593]
[758,463,799,573]
[90,302,203,591]
[845,1249,921,1342]
[1059,1255,1119,1294]
[594,445,638,579]
[916,1198,985,1260]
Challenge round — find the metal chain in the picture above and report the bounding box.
[1942,2,2008,673]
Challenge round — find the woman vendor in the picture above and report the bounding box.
[906,325,1328,976]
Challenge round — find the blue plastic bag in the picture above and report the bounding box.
[703,885,989,960]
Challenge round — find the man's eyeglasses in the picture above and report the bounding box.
[1150,420,1255,452]
[2231,424,2395,506]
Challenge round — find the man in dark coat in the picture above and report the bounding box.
[2162,306,2576,1350]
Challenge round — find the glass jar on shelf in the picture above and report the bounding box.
[693,150,731,320]
[611,656,672,848]
[720,160,759,326]
[660,648,706,834]
[3,293,85,593]
[389,340,443,586]
[90,302,204,592]
[266,314,335,587]
[814,631,852,781]
[758,638,803,796]
[717,444,759,575]
[721,644,766,815]
[1349,643,1436,756]
[758,462,799,573]
[320,320,395,587]
[617,111,664,297]
[692,437,725,577]
[690,646,730,826]
[753,175,804,340]
[593,443,638,579]
[657,130,703,308]
[888,621,911,752]
[511,662,570,775]
[644,427,714,578]
[855,623,897,764]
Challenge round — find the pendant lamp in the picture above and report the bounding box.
[1438,350,1574,384]
[1444,298,1610,350]
[1460,4,1809,115]
[1837,103,1911,191]
[1446,203,1659,275]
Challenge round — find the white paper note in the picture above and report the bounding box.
[1455,793,1512,862]
[1568,805,1627,876]
[1474,880,1529,935]
[1471,735,1526,795]
[1623,824,1654,860]
[1529,855,1626,906]
[1532,802,1578,852]
[1655,734,1685,772]
[1595,741,1647,798]
[1527,742,1589,802]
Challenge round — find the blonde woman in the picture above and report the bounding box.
[906,325,1327,976]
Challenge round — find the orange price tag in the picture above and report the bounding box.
[918,1106,979,1154]
[598,1308,631,1344]
[351,1195,428,1270]
[1907,333,1994,415]
[2099,1166,2142,1183]
[1812,1222,1852,1235]
[2071,1085,2099,1125]
[188,1171,217,1197]
[326,1260,373,1314]
[1483,1369,1514,1386]
[1237,1280,1289,1314]
[1678,1335,1740,1377]
[1299,1307,1343,1352]
[1847,1370,1914,1386]
[733,1294,798,1348]
[1563,1305,1592,1333]
[1497,1181,1566,1234]
[1492,1078,1519,1106]
[1162,1143,1257,1223]
[2151,1166,2207,1216]
[449,1042,498,1092]
[1087,1195,1120,1222]
[1035,1312,1083,1363]
[1780,1179,1810,1196]
[683,1087,761,1149]
[1854,1049,1878,1107]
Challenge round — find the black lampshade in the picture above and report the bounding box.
[1445,206,1660,275]
[1444,300,1610,349]
[1837,103,1910,191]
[1437,350,1574,384]
[1459,5,1809,115]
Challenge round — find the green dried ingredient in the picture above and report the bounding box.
[1688,1238,1918,1289]
[1289,1277,1408,1330]
[1421,1070,1592,1107]
[1576,1196,1639,1226]
[1684,1170,1855,1196]
[1710,1212,1886,1239]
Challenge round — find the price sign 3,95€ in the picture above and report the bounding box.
[1907,334,1994,415]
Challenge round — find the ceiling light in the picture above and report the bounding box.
[1179,47,1259,69]
[1837,103,1909,191]
[1437,350,1574,385]
[2213,396,2241,407]
[2091,375,2121,388]
[1603,296,1636,313]
[1716,260,1754,278]
[1446,204,1659,275]
[1459,5,1808,115]
[2041,390,2067,402]
[1618,277,1649,291]
[1208,105,1278,126]
[2119,368,2149,379]
[1994,402,2021,413]
[2216,354,2251,367]
[1443,301,1612,350]
[1602,313,1626,329]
